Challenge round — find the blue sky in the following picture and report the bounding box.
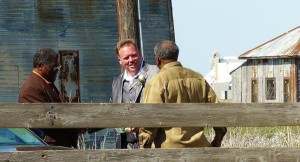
[172,0,300,76]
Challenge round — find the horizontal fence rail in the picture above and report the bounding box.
[1,148,300,162]
[1,103,300,162]
[0,103,300,128]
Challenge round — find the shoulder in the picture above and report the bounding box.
[181,67,205,79]
[111,73,123,87]
[19,73,46,103]
[20,73,44,90]
[143,63,159,77]
[143,63,159,71]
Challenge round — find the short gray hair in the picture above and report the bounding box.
[33,48,58,68]
[154,40,179,60]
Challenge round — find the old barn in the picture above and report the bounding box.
[231,26,300,103]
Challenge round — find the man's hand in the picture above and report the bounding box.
[211,138,222,147]
[125,127,138,132]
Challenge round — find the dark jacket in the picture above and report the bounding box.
[19,72,79,148]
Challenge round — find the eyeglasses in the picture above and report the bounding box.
[52,65,61,72]
[45,64,61,73]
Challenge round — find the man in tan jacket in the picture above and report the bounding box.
[139,40,227,148]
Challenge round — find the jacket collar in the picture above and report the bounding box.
[161,61,182,71]
[32,70,52,84]
[117,61,149,103]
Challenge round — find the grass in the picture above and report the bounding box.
[72,97,300,148]
[79,127,300,149]
[206,126,300,147]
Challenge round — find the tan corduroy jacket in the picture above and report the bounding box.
[139,61,226,148]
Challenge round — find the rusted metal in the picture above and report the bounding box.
[240,26,300,59]
[59,50,80,103]
[0,0,175,103]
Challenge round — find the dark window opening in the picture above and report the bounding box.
[266,78,276,100]
[251,79,258,103]
[284,79,290,102]
[284,58,290,63]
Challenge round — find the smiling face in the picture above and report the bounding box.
[118,43,142,77]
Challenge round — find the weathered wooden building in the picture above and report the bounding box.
[231,26,300,103]
[0,0,174,103]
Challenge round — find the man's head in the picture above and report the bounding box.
[116,39,143,77]
[33,48,60,83]
[154,40,179,69]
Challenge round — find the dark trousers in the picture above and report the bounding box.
[116,132,139,149]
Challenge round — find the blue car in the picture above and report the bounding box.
[0,128,72,152]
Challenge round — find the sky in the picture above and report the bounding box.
[172,0,300,76]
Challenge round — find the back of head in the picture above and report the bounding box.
[33,48,58,68]
[115,39,139,56]
[154,40,179,60]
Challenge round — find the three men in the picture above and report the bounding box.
[18,40,226,149]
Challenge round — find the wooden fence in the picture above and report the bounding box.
[1,103,300,161]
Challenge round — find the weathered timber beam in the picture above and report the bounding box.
[0,103,300,128]
[0,147,299,162]
[116,0,139,42]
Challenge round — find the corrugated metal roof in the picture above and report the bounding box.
[239,26,300,59]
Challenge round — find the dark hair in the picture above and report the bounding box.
[33,48,58,68]
[154,40,179,60]
[115,39,139,55]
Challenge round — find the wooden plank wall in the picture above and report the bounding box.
[232,59,294,103]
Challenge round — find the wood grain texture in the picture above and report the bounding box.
[116,0,139,41]
[0,148,300,162]
[1,103,300,128]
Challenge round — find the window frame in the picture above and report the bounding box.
[283,78,290,102]
[251,79,258,103]
[265,78,276,100]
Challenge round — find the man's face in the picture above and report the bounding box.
[118,44,142,76]
[41,57,60,83]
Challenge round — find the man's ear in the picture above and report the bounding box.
[118,57,122,65]
[155,57,161,68]
[38,62,43,70]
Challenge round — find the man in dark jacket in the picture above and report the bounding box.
[19,48,79,148]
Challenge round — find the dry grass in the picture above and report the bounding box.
[206,126,300,147]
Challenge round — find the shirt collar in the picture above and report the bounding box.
[32,70,52,84]
[123,61,144,84]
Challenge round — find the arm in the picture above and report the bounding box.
[139,77,163,148]
[211,127,227,147]
[19,86,49,103]
[139,128,158,148]
[205,81,227,147]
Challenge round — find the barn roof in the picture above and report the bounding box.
[239,26,300,59]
